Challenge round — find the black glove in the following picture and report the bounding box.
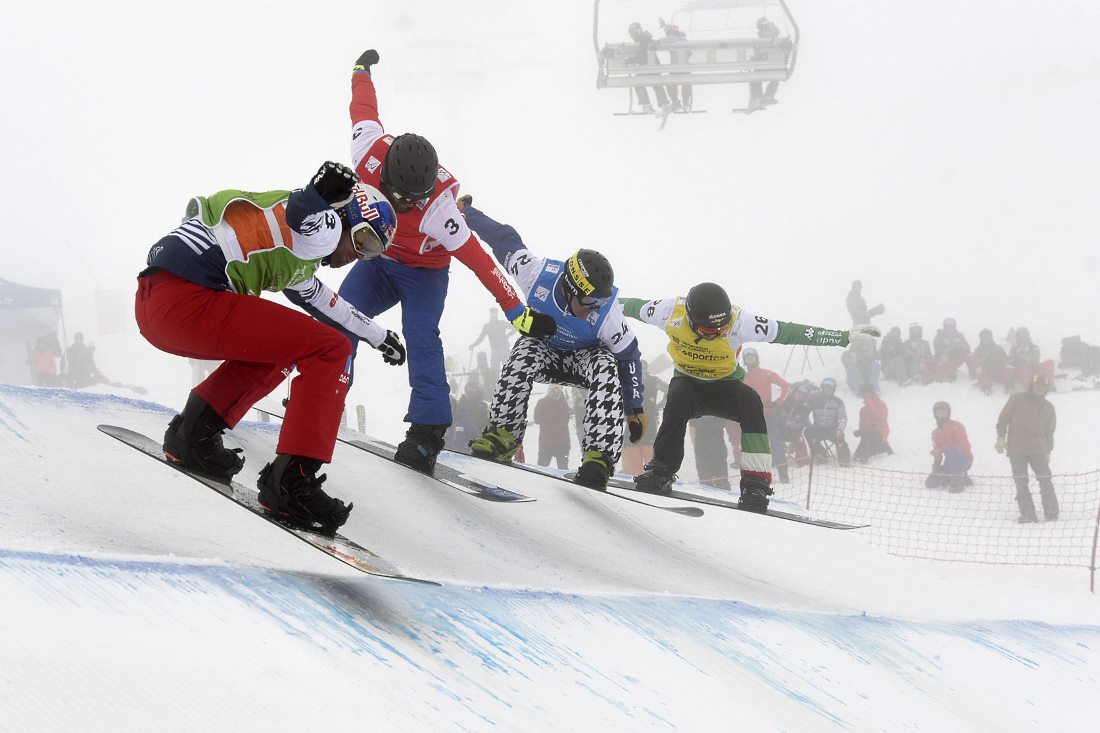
[511,307,557,340]
[354,49,380,73]
[375,330,406,366]
[627,412,649,443]
[312,161,358,208]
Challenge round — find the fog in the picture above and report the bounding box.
[3,0,1097,433]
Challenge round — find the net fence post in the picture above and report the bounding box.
[805,451,815,511]
[1090,492,1100,594]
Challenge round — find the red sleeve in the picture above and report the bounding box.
[953,422,972,456]
[931,427,945,458]
[874,402,889,433]
[350,72,380,126]
[452,236,523,316]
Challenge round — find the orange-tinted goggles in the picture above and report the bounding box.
[694,322,732,338]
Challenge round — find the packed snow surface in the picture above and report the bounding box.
[1,384,1097,731]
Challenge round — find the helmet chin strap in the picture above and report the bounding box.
[555,279,578,316]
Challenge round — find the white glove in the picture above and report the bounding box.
[849,325,882,343]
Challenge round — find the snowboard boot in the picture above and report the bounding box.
[737,475,774,514]
[573,450,612,491]
[776,463,791,484]
[394,423,448,475]
[257,454,351,535]
[162,392,245,480]
[634,460,676,496]
[469,427,519,463]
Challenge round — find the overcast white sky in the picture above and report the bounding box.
[2,0,1098,408]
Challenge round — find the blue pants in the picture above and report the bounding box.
[337,257,452,426]
[925,448,973,488]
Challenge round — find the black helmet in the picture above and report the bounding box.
[933,400,951,422]
[685,282,732,337]
[562,249,614,304]
[381,133,438,201]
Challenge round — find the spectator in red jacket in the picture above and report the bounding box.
[925,400,973,491]
[852,384,892,463]
[742,348,792,482]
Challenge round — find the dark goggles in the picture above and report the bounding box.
[577,294,611,309]
[389,188,431,205]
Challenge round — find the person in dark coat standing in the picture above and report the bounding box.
[996,374,1058,522]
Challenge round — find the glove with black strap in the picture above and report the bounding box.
[626,411,649,443]
[312,161,358,208]
[373,330,406,366]
[511,307,557,340]
[354,49,380,73]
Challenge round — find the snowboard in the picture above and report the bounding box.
[253,408,532,504]
[589,473,868,530]
[338,433,534,503]
[445,447,703,517]
[97,424,437,584]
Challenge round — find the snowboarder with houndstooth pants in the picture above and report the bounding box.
[462,201,647,490]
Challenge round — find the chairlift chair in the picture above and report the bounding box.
[593,0,800,122]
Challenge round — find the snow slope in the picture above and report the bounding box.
[1,383,1098,731]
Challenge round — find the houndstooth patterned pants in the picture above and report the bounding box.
[488,337,625,465]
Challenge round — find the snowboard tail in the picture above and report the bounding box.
[97,424,437,584]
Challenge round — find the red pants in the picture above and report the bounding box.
[135,270,351,462]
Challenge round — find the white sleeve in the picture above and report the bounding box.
[729,307,780,345]
[502,249,546,297]
[635,298,677,329]
[288,210,342,261]
[418,188,470,253]
[350,120,385,170]
[597,307,638,356]
[285,277,387,347]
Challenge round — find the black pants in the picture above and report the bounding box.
[652,375,770,482]
[805,424,851,464]
[852,427,889,463]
